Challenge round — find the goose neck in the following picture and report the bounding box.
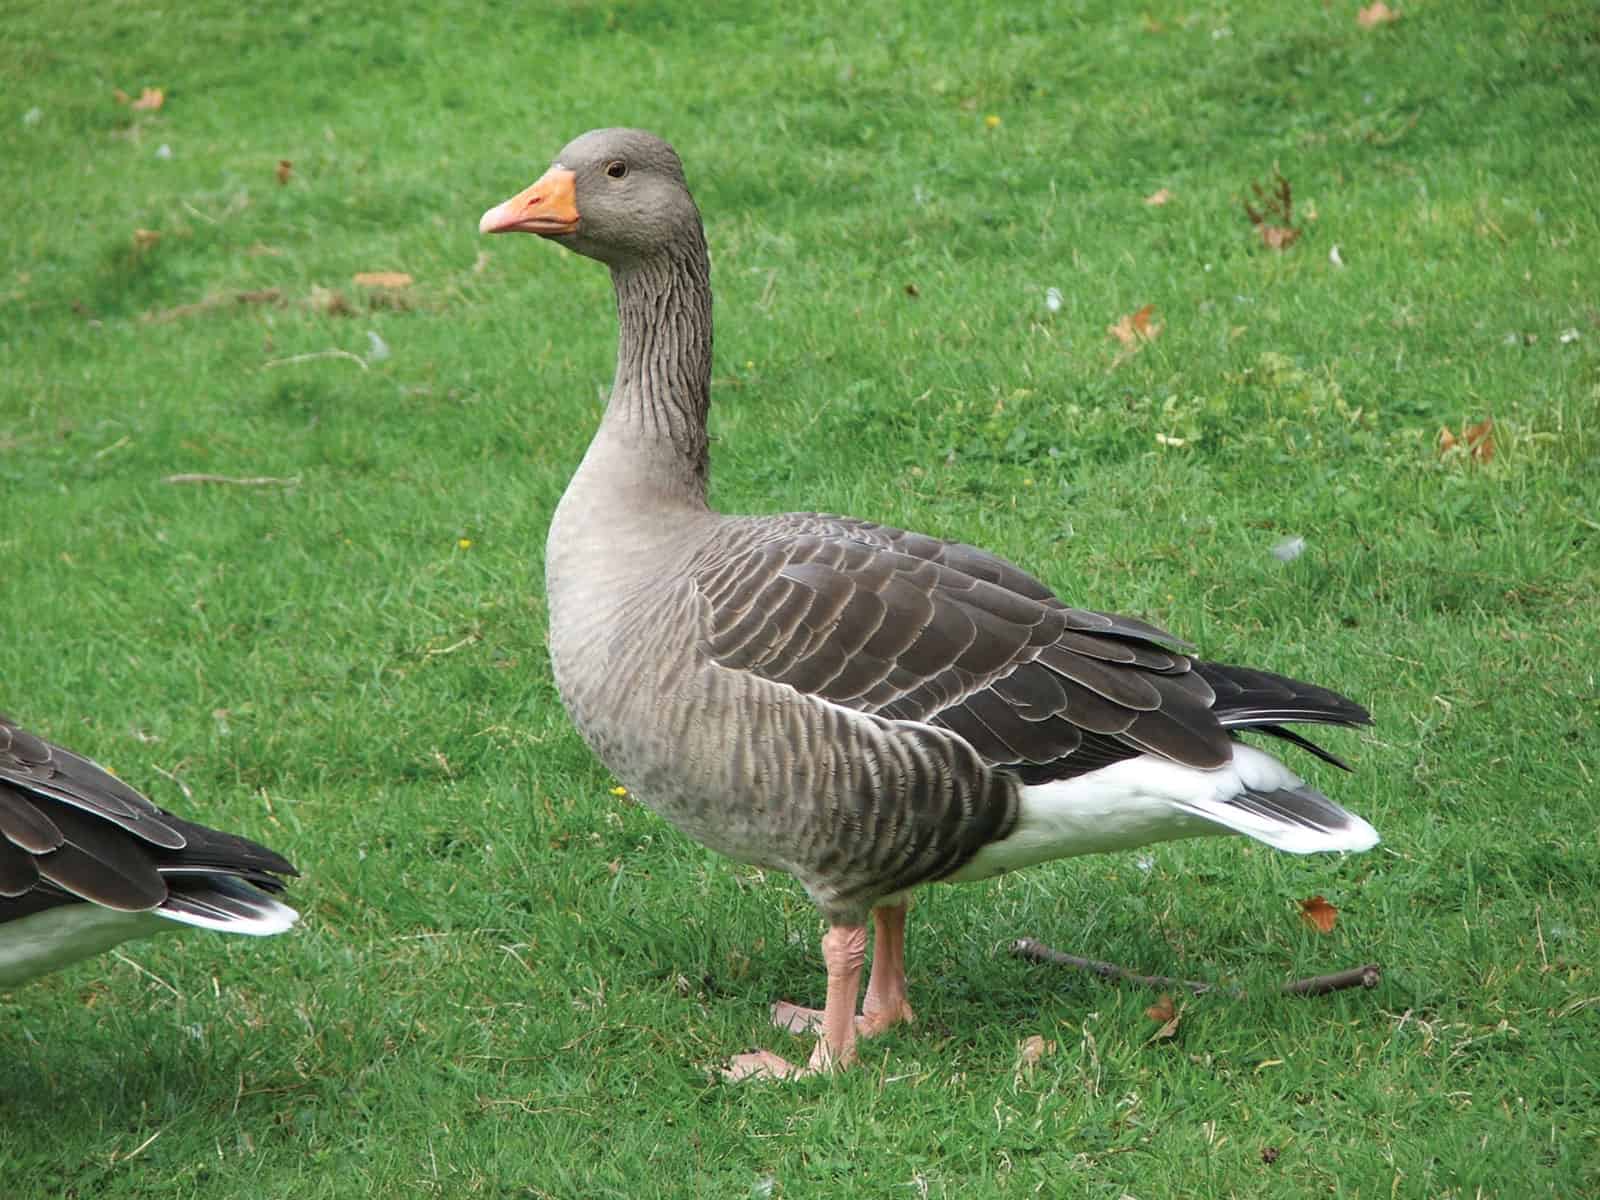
[605,230,714,497]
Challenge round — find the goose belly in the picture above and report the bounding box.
[552,646,1021,917]
[0,905,170,988]
[556,667,794,867]
[547,622,774,863]
[945,761,1231,883]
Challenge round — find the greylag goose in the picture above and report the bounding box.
[0,713,298,988]
[480,128,1378,1079]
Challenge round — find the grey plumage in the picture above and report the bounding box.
[483,129,1377,1073]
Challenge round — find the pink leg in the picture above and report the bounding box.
[861,900,916,1035]
[806,923,867,1072]
[768,901,917,1038]
[724,923,867,1081]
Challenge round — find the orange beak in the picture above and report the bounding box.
[479,167,580,236]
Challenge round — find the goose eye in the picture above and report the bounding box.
[605,160,628,179]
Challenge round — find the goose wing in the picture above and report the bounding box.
[691,516,1252,783]
[0,713,296,914]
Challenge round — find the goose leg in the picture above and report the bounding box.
[724,923,866,1081]
[806,922,867,1071]
[860,900,916,1035]
[768,901,917,1038]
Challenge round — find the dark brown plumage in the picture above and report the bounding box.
[694,515,1368,793]
[0,713,298,987]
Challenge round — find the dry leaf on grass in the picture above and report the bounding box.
[1243,170,1301,251]
[1438,417,1495,463]
[1017,1035,1054,1066]
[1145,994,1177,1022]
[1108,305,1162,367]
[276,159,293,185]
[1299,896,1339,934]
[1144,993,1183,1041]
[310,285,353,316]
[1357,3,1400,29]
[132,229,161,250]
[130,87,165,111]
[353,271,414,289]
[1108,304,1162,348]
[1144,187,1173,207]
[1470,419,1497,461]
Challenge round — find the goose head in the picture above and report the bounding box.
[479,127,701,268]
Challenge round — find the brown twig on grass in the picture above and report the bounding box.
[1013,940,1219,994]
[1010,938,1381,998]
[1277,964,1384,996]
[141,288,283,323]
[162,473,301,487]
[263,348,369,371]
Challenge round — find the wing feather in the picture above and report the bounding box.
[1,714,187,851]
[0,837,40,896]
[692,516,1365,783]
[0,786,63,853]
[0,713,298,923]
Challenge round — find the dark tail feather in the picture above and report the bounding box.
[1194,660,1370,770]
[1196,661,1371,727]
[1244,724,1355,772]
[157,810,300,881]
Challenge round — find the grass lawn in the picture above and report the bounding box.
[3,1,1598,1195]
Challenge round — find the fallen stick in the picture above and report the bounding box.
[1278,964,1384,996]
[141,288,282,323]
[162,473,301,487]
[1010,938,1381,999]
[263,348,369,371]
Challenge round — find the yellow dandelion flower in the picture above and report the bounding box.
[458,537,473,550]
[609,785,628,797]
[984,114,1002,129]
